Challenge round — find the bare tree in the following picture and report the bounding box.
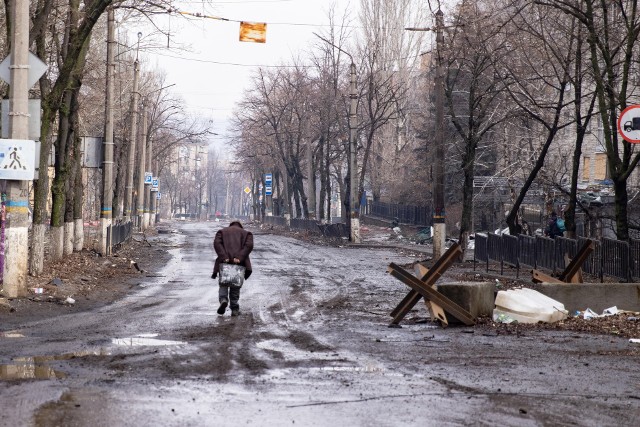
[535,0,640,240]
[443,0,513,250]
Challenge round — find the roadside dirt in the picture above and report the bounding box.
[0,229,172,324]
[1,221,639,344]
[260,221,640,342]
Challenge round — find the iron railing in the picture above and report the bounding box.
[263,215,288,228]
[475,233,640,282]
[290,218,321,234]
[261,216,349,238]
[367,201,431,225]
[108,221,132,251]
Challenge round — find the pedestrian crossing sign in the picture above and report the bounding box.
[0,139,36,180]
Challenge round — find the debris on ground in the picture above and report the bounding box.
[493,288,568,324]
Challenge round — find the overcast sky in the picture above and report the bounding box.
[136,0,356,140]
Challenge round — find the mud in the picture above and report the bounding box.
[0,221,638,426]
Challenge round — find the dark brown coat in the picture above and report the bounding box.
[212,221,253,279]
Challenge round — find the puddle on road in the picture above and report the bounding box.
[0,364,67,380]
[1,350,109,381]
[111,333,187,347]
[13,350,110,364]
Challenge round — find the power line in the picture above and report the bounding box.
[152,50,315,68]
[182,0,294,3]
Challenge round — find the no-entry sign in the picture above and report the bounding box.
[617,105,640,143]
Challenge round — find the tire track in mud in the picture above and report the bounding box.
[243,235,402,378]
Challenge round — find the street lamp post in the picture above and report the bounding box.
[141,83,175,228]
[100,6,116,256]
[314,33,360,243]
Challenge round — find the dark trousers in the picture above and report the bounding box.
[219,285,240,310]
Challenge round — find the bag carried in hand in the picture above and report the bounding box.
[219,263,246,288]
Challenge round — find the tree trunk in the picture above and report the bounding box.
[458,138,477,253]
[73,131,84,251]
[50,88,72,261]
[318,136,326,222]
[31,0,102,266]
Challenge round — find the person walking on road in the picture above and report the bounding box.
[212,219,254,316]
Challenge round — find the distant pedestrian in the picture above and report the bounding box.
[544,212,563,239]
[211,219,254,316]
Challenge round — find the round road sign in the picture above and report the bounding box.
[617,105,640,143]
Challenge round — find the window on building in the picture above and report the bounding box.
[594,153,607,180]
[582,157,590,181]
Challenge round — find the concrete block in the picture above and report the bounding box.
[436,281,495,320]
[539,283,640,313]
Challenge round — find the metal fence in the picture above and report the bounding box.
[290,218,321,234]
[474,233,640,282]
[318,223,349,238]
[601,238,632,282]
[108,221,132,251]
[262,216,349,238]
[263,215,288,228]
[367,201,431,225]
[632,240,640,279]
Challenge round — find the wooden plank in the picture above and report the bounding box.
[390,289,420,318]
[391,291,423,324]
[414,263,448,324]
[388,263,475,325]
[559,240,594,283]
[388,244,463,325]
[426,300,448,325]
[414,263,429,278]
[531,269,563,284]
[420,243,463,284]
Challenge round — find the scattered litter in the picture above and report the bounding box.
[580,308,599,320]
[130,261,143,272]
[32,288,44,294]
[493,288,568,324]
[64,297,75,305]
[577,306,628,319]
[630,339,640,344]
[50,278,63,287]
[493,313,517,324]
[392,227,401,234]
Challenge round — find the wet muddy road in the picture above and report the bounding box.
[1,222,638,426]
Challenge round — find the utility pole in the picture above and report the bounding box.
[100,7,115,256]
[312,33,359,242]
[124,41,140,223]
[137,104,147,229]
[348,62,360,243]
[432,9,446,258]
[3,0,30,297]
[144,121,153,229]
